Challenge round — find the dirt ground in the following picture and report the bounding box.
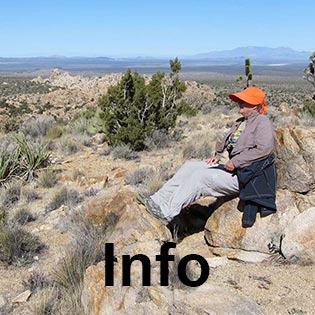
[209,258,315,315]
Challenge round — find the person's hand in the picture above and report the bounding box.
[205,156,218,165]
[224,160,235,172]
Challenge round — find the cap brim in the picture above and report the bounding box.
[229,91,260,105]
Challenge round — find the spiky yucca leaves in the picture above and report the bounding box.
[0,149,20,184]
[13,133,51,181]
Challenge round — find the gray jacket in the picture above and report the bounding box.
[215,111,275,168]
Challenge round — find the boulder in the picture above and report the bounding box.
[281,207,315,264]
[82,188,262,315]
[204,190,300,255]
[275,127,315,193]
[82,262,263,315]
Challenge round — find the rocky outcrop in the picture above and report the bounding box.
[281,207,315,264]
[6,69,215,122]
[275,127,315,193]
[204,190,300,259]
[204,126,315,263]
[81,187,263,315]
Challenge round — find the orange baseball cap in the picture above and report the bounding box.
[229,86,267,113]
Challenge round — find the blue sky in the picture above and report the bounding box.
[0,0,313,57]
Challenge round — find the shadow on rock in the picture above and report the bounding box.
[167,195,238,242]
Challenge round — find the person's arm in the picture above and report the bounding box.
[231,116,274,168]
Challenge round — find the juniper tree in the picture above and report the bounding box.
[99,58,191,150]
[303,51,315,116]
[304,51,315,100]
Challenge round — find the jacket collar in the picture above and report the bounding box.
[245,110,260,121]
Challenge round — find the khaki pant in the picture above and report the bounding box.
[151,160,239,221]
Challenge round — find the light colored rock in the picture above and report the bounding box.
[86,186,135,225]
[206,256,229,268]
[12,290,32,303]
[281,207,315,264]
[82,188,263,315]
[82,262,263,315]
[211,247,271,263]
[205,190,300,254]
[0,295,7,308]
[275,127,315,193]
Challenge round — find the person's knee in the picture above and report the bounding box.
[182,160,198,168]
[191,169,214,187]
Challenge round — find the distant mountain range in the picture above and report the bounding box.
[0,46,312,76]
[185,46,312,62]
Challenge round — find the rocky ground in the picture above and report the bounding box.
[0,71,315,315]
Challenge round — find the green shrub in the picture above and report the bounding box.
[303,99,315,117]
[46,125,63,139]
[99,58,194,150]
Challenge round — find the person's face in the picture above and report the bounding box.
[238,101,258,117]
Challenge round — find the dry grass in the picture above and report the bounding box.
[45,186,83,212]
[0,224,45,266]
[12,208,36,225]
[49,211,118,314]
[37,169,58,188]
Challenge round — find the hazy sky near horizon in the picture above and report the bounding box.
[0,0,313,57]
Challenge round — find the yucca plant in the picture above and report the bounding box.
[0,148,20,184]
[13,133,51,181]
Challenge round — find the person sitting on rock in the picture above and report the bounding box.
[137,86,277,227]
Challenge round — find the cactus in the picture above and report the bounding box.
[245,58,252,87]
[236,58,253,88]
